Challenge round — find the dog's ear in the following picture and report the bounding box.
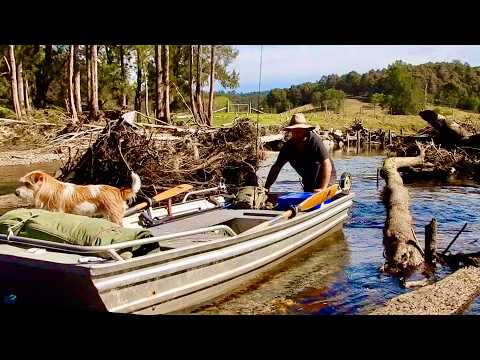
[31,172,45,184]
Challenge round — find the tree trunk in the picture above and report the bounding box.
[24,78,32,113]
[161,45,171,124]
[120,45,127,108]
[155,45,163,120]
[8,45,22,120]
[86,45,91,108]
[189,45,200,124]
[135,47,142,112]
[73,45,82,114]
[145,72,149,116]
[68,46,78,123]
[89,45,99,121]
[34,45,52,108]
[195,45,206,124]
[17,58,25,115]
[380,142,425,274]
[207,45,215,126]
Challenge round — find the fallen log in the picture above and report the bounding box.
[419,110,473,142]
[380,142,425,274]
[0,194,32,215]
[370,266,480,315]
[419,110,480,147]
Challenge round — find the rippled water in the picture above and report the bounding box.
[194,149,480,315]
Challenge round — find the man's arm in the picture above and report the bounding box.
[265,163,283,190]
[314,158,332,192]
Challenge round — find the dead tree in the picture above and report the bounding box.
[155,45,163,120]
[24,78,31,113]
[73,45,82,114]
[419,110,480,146]
[86,45,91,109]
[90,45,98,120]
[135,47,142,112]
[120,45,127,108]
[195,45,207,125]
[7,45,22,120]
[189,45,200,124]
[161,45,170,124]
[380,142,425,274]
[16,53,25,116]
[207,45,215,126]
[68,45,78,123]
[145,72,149,116]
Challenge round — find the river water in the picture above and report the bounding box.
[193,149,480,314]
[1,151,480,314]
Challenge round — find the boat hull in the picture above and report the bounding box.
[0,193,354,314]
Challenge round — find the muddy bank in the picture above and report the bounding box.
[0,147,66,167]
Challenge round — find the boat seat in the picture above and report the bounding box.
[149,209,246,237]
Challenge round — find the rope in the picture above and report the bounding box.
[254,45,263,207]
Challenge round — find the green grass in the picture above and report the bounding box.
[212,98,480,134]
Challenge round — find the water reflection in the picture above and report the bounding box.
[193,229,350,315]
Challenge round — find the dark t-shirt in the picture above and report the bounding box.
[275,131,337,191]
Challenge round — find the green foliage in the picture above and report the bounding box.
[322,88,346,112]
[370,92,385,105]
[0,106,15,118]
[264,88,291,113]
[459,96,480,112]
[380,62,423,114]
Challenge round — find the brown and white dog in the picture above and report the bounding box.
[15,171,141,225]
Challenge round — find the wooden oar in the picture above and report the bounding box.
[124,184,193,217]
[242,184,339,236]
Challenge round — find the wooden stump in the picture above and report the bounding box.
[380,142,425,274]
[425,218,437,265]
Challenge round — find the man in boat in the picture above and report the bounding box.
[264,113,336,193]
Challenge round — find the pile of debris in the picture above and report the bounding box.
[60,117,264,198]
[388,110,480,182]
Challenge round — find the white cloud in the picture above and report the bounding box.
[228,45,480,92]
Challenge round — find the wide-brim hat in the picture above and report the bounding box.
[284,113,316,130]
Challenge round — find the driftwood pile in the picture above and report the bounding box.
[388,110,480,182]
[59,117,265,198]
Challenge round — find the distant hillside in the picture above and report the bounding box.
[256,61,480,114]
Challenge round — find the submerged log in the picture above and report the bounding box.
[370,266,480,315]
[380,142,425,274]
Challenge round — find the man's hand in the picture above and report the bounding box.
[313,187,326,193]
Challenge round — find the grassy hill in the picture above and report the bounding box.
[212,98,480,134]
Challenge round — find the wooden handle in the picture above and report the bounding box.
[152,184,193,202]
[124,184,194,218]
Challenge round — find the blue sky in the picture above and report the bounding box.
[224,45,480,93]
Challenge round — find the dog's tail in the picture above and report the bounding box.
[120,172,141,201]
